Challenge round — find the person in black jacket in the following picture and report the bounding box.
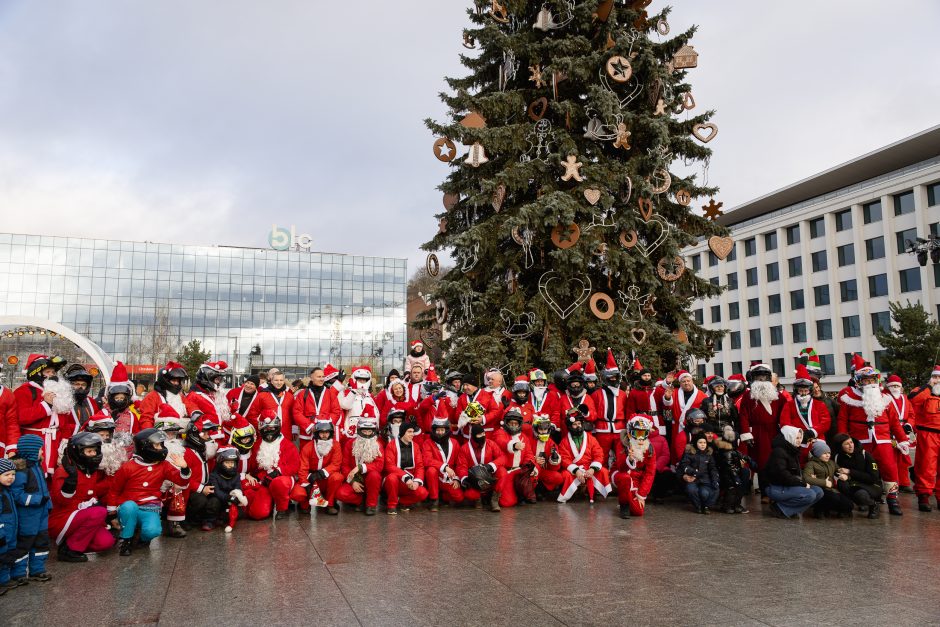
[831,433,883,519]
[207,448,248,533]
[678,433,720,514]
[764,426,823,518]
[700,377,740,433]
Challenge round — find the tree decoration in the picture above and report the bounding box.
[674,189,692,206]
[492,184,507,211]
[703,199,724,220]
[460,111,486,128]
[498,50,519,91]
[437,217,447,234]
[673,44,699,69]
[425,253,440,277]
[636,216,671,257]
[593,0,614,22]
[653,99,667,116]
[583,188,602,206]
[708,235,734,260]
[692,123,718,143]
[656,18,670,36]
[648,168,672,194]
[513,226,535,268]
[619,230,638,249]
[488,0,509,24]
[637,197,654,222]
[551,223,581,249]
[435,299,448,325]
[528,97,549,122]
[630,328,647,345]
[529,64,547,88]
[501,310,537,339]
[657,256,686,282]
[462,33,476,49]
[560,154,585,182]
[571,338,596,362]
[433,138,456,162]
[613,123,632,150]
[466,143,489,167]
[585,207,617,232]
[443,192,459,210]
[618,285,653,323]
[533,2,574,31]
[606,55,633,83]
[539,272,592,320]
[519,118,555,162]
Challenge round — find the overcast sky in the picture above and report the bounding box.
[0,1,938,273]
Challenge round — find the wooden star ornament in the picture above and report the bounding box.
[703,199,724,221]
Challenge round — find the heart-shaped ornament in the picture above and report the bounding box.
[692,123,718,143]
[637,197,654,222]
[528,97,549,122]
[584,188,602,205]
[635,215,669,258]
[492,185,506,212]
[708,235,734,260]
[538,271,592,320]
[630,328,647,345]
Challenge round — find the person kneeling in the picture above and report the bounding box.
[832,433,883,518]
[802,440,854,518]
[383,420,428,514]
[291,420,342,516]
[422,417,464,511]
[456,423,506,512]
[493,409,537,508]
[527,415,563,500]
[335,419,384,515]
[208,448,248,532]
[557,409,611,503]
[611,416,656,519]
[764,426,823,519]
[244,414,300,520]
[678,433,719,514]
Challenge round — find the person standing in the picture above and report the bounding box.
[780,365,832,463]
[661,370,707,464]
[738,363,786,500]
[14,354,69,476]
[292,367,342,444]
[257,369,295,441]
[0,364,19,457]
[138,362,188,431]
[592,349,628,468]
[910,366,940,511]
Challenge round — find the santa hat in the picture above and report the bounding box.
[352,365,372,380]
[793,364,813,388]
[584,360,598,381]
[886,374,903,387]
[260,408,277,421]
[425,365,439,382]
[566,361,583,374]
[25,353,48,371]
[107,362,134,395]
[155,402,181,422]
[850,354,866,373]
[932,366,940,377]
[410,340,424,350]
[603,349,619,374]
[799,348,822,375]
[228,414,252,430]
[203,361,229,372]
[728,373,745,382]
[323,363,340,381]
[675,370,693,382]
[703,375,715,386]
[358,404,378,420]
[85,411,116,430]
[193,414,221,431]
[632,358,643,371]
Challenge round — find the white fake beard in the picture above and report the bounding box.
[100,441,128,476]
[44,378,75,414]
[389,423,401,439]
[796,394,811,408]
[213,388,231,423]
[204,440,219,460]
[315,439,334,457]
[256,438,282,472]
[628,438,649,462]
[887,387,902,399]
[749,381,778,404]
[532,386,547,401]
[861,384,889,419]
[165,391,188,419]
[446,391,459,408]
[352,437,380,464]
[165,438,185,459]
[932,383,940,396]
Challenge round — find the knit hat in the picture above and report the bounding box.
[17,434,44,461]
[691,432,709,448]
[810,440,831,458]
[245,374,261,387]
[0,458,15,475]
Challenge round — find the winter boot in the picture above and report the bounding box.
[119,539,134,556]
[867,504,879,519]
[490,492,502,512]
[364,506,376,516]
[28,572,51,583]
[57,543,88,563]
[428,499,439,512]
[887,498,903,516]
[619,504,630,519]
[387,507,398,516]
[918,495,932,512]
[325,506,339,515]
[167,522,187,538]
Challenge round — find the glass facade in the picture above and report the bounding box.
[0,233,408,376]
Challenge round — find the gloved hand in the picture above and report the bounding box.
[739,432,754,443]
[897,441,911,456]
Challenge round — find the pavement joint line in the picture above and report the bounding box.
[156,542,184,626]
[298,517,365,626]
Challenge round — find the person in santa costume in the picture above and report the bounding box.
[700,376,739,434]
[611,415,656,519]
[502,376,536,436]
[484,368,511,409]
[84,413,128,478]
[379,384,415,431]
[152,404,188,538]
[910,366,940,511]
[661,370,708,464]
[456,423,507,511]
[556,410,612,504]
[737,362,786,499]
[256,368,295,441]
[415,368,451,437]
[292,367,342,443]
[61,364,99,438]
[228,417,257,478]
[181,413,222,530]
[183,361,231,440]
[552,364,597,437]
[49,432,114,563]
[592,349,628,468]
[376,373,406,417]
[291,420,341,515]
[455,373,502,441]
[779,365,831,463]
[583,360,600,396]
[527,414,563,499]
[837,364,908,515]
[206,448,248,533]
[383,420,428,514]
[0,363,19,458]
[335,417,385,515]
[225,374,261,432]
[383,406,409,444]
[625,362,669,438]
[104,363,145,452]
[244,412,299,520]
[884,375,916,494]
[338,366,380,441]
[423,416,464,511]
[527,369,557,433]
[491,408,537,508]
[404,340,431,374]
[15,354,71,476]
[139,361,188,431]
[108,428,190,556]
[406,363,427,403]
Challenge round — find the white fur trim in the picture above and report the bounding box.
[739,433,754,443]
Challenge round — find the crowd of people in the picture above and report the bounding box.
[1,339,939,595]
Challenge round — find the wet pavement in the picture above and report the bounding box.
[4,492,940,626]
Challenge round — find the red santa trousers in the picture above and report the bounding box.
[383,479,429,509]
[613,472,648,517]
[895,447,913,488]
[593,433,619,469]
[246,476,295,520]
[290,474,344,510]
[535,468,564,491]
[61,506,116,553]
[426,477,465,505]
[914,430,940,497]
[498,469,537,508]
[335,471,382,508]
[558,468,612,502]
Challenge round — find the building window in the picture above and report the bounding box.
[691,254,701,271]
[694,309,704,324]
[835,209,853,231]
[748,298,760,317]
[836,243,855,267]
[729,302,739,320]
[931,222,940,237]
[790,289,805,310]
[811,250,828,272]
[746,267,758,286]
[842,315,861,338]
[711,305,721,323]
[935,264,940,288]
[814,285,830,306]
[843,353,857,373]
[792,322,807,343]
[928,182,940,207]
[840,279,858,302]
[900,268,922,293]
[873,350,887,371]
[727,245,737,261]
[785,224,800,245]
[749,329,761,348]
[732,361,743,374]
[817,319,833,340]
[809,217,825,239]
[766,262,779,282]
[871,311,891,333]
[764,232,778,251]
[787,256,802,277]
[863,200,882,224]
[868,273,888,297]
[708,251,718,267]
[865,236,885,261]
[770,326,783,345]
[730,331,741,349]
[768,293,781,314]
[894,190,915,216]
[727,273,738,290]
[713,363,725,377]
[744,238,756,257]
[820,354,835,376]
[710,277,720,287]
[714,338,723,351]
[896,228,918,254]
[771,358,785,375]
[697,364,707,379]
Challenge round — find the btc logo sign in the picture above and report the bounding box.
[269,224,313,252]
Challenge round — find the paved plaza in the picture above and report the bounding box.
[5,492,940,626]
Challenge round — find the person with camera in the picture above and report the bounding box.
[764,426,823,519]
[492,408,537,508]
[677,432,719,514]
[455,374,501,441]
[526,415,563,499]
[552,364,597,438]
[556,408,611,503]
[661,370,707,464]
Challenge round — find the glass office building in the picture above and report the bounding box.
[0,232,408,378]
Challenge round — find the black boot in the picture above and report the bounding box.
[428,499,439,512]
[490,492,502,512]
[918,495,932,512]
[619,504,630,519]
[166,522,187,538]
[867,504,879,519]
[887,498,903,516]
[57,543,88,563]
[119,539,134,556]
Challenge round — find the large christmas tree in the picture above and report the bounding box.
[418,0,729,376]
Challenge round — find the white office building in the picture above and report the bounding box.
[686,125,940,391]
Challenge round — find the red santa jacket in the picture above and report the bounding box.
[0,385,20,454]
[528,390,557,426]
[523,432,562,473]
[257,388,295,440]
[611,440,656,497]
[838,388,907,445]
[375,387,411,417]
[485,387,512,409]
[500,401,536,437]
[416,396,452,435]
[249,437,301,482]
[226,387,261,427]
[558,432,605,474]
[455,438,506,483]
[139,389,185,431]
[887,391,915,431]
[182,445,214,493]
[340,437,385,479]
[625,384,668,418]
[492,428,536,470]
[591,386,628,434]
[780,397,832,447]
[292,385,342,440]
[14,381,55,432]
[911,387,940,432]
[298,439,343,485]
[552,392,598,436]
[379,400,417,429]
[422,436,460,482]
[184,386,223,422]
[384,438,426,485]
[455,388,501,437]
[49,464,111,542]
[107,456,191,510]
[662,387,707,432]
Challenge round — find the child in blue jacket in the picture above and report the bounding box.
[0,458,20,595]
[10,434,52,583]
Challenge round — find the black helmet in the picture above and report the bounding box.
[107,382,134,413]
[26,355,66,384]
[184,413,219,453]
[511,379,530,404]
[444,369,464,385]
[65,364,94,387]
[707,377,728,393]
[156,362,188,396]
[134,428,168,464]
[215,447,240,480]
[746,363,773,384]
[468,463,496,490]
[552,369,568,392]
[313,419,334,439]
[503,408,523,435]
[686,408,707,424]
[195,362,227,393]
[67,431,103,474]
[566,371,586,397]
[258,415,282,442]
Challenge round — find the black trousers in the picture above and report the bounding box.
[815,489,854,514]
[187,492,222,524]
